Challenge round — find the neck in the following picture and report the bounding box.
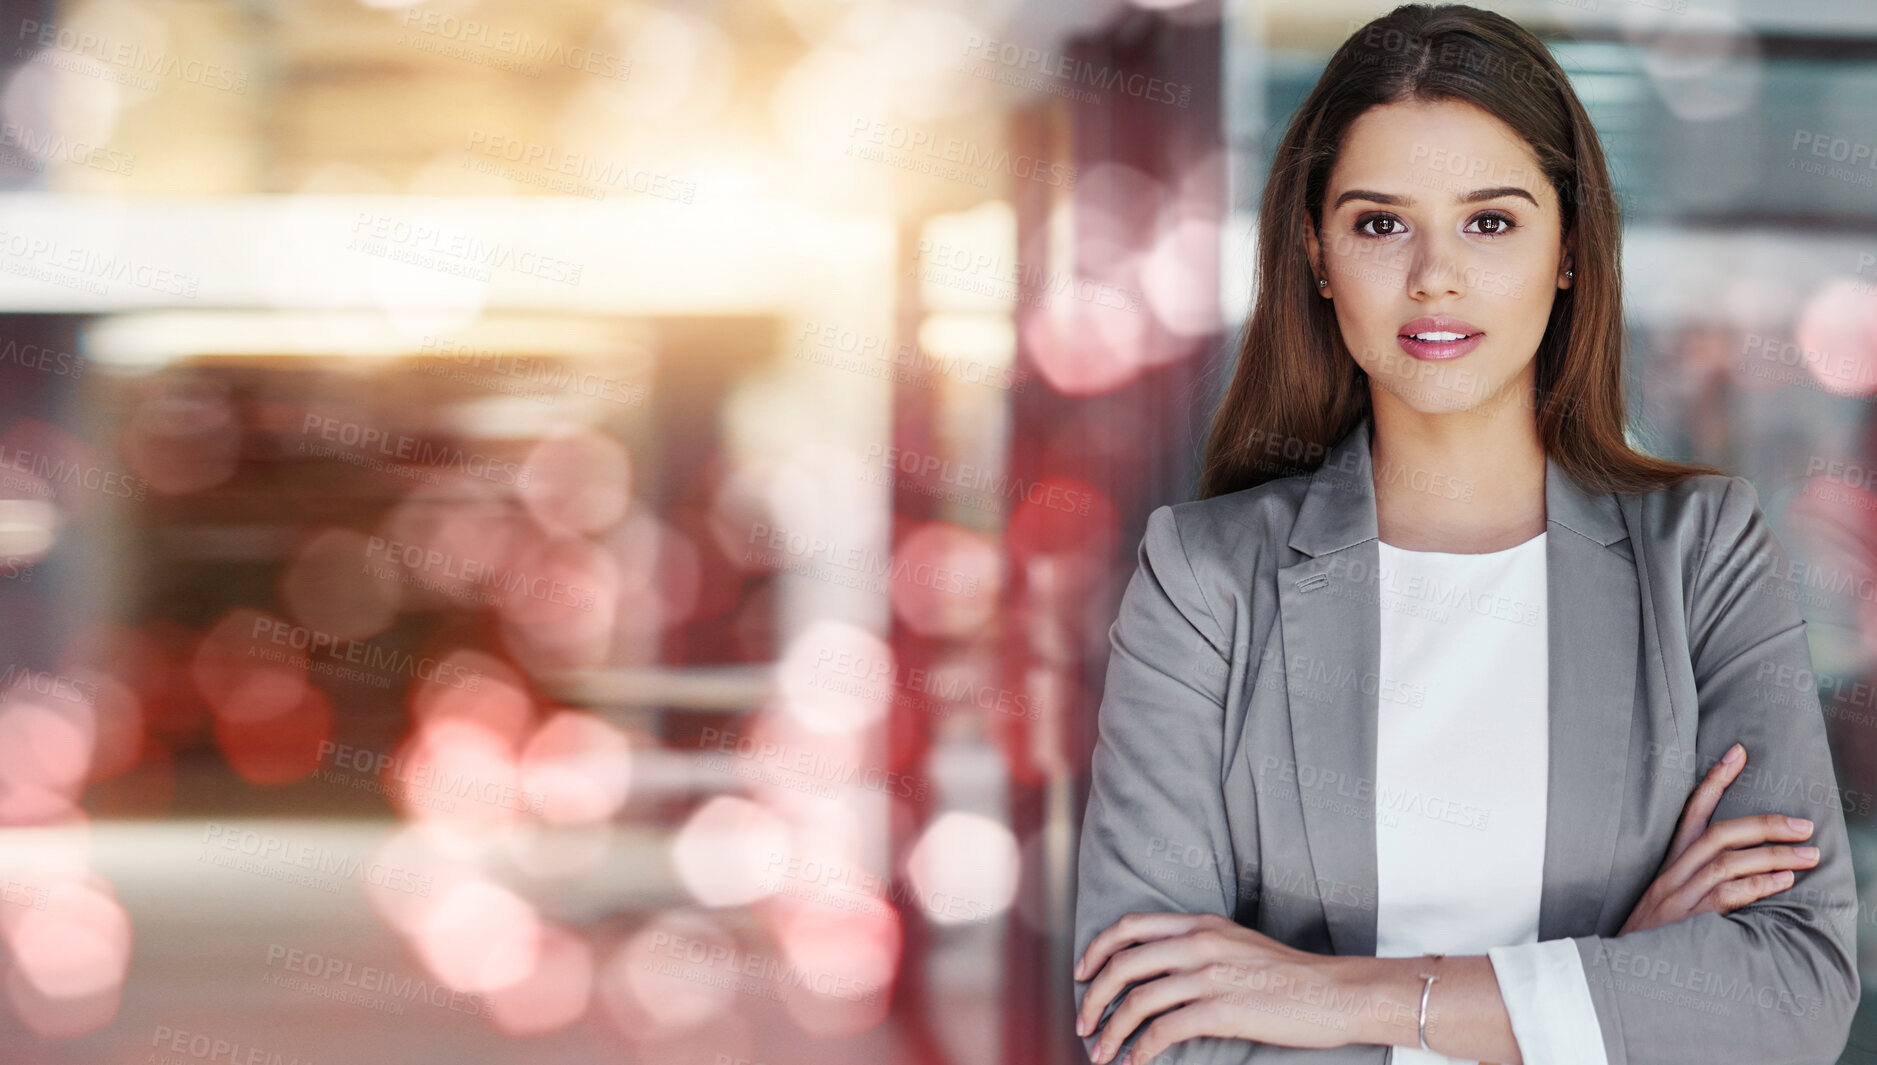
[1367,385,1547,554]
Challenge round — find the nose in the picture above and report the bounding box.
[1406,239,1466,301]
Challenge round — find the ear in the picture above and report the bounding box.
[1558,235,1575,290]
[1302,221,1330,298]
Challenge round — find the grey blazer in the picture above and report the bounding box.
[1072,416,1860,1065]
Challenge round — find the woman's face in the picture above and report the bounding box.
[1304,97,1573,416]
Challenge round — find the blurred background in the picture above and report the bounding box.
[1,0,1876,1062]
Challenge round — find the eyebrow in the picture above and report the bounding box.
[1332,186,1539,210]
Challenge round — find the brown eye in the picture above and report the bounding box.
[1469,212,1517,237]
[1355,214,1401,237]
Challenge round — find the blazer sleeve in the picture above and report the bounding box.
[1567,475,1861,1065]
[1072,505,1258,1065]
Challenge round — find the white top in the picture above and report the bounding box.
[1373,531,1609,1065]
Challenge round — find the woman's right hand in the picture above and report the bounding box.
[1618,742,1821,937]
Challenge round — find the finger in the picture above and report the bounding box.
[1076,914,1220,1032]
[1689,869,1797,919]
[1078,913,1207,985]
[1660,813,1813,892]
[1082,934,1230,1044]
[1092,967,1217,1064]
[1131,998,1235,1065]
[1667,843,1819,913]
[1708,842,1820,884]
[1666,743,1746,866]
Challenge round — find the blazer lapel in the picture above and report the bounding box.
[1275,416,1638,958]
[1277,419,1384,957]
[1534,446,1638,942]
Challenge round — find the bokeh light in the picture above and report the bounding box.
[5,4,1871,1064]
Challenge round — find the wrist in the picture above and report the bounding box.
[1329,954,1429,1049]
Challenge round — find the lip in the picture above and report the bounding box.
[1397,315,1484,361]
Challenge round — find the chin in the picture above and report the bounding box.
[1378,379,1491,414]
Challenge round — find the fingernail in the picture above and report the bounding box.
[1789,817,1813,833]
[1076,1016,1088,1037]
[1798,846,1820,859]
[1724,743,1743,765]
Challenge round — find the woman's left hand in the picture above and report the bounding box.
[1073,912,1357,1064]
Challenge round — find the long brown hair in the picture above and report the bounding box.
[1196,2,1721,499]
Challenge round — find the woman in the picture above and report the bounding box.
[1069,5,1860,1065]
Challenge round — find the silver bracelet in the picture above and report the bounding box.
[1417,953,1445,1052]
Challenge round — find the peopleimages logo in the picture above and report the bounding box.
[794,321,1031,393]
[246,616,485,691]
[362,535,599,612]
[417,335,648,406]
[0,664,99,705]
[0,229,200,297]
[148,1026,311,1065]
[847,119,1076,189]
[743,522,983,598]
[264,943,494,1019]
[860,443,1092,517]
[0,119,135,175]
[460,129,697,204]
[959,35,1193,108]
[807,643,1041,721]
[395,8,634,80]
[299,414,530,488]
[697,726,931,801]
[16,18,251,94]
[0,338,84,377]
[346,212,584,285]
[641,929,884,1005]
[316,740,546,815]
[199,823,433,897]
[0,441,146,499]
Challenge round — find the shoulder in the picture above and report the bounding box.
[1623,472,1763,574]
[1120,475,1311,651]
[1144,471,1314,581]
[1622,473,1794,640]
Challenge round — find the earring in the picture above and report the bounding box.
[1565,270,1574,278]
[1317,278,1327,287]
